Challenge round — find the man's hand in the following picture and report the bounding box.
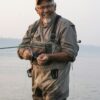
[22,48,32,60]
[18,48,32,60]
[37,53,49,65]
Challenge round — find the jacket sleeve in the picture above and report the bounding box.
[60,21,79,61]
[20,25,34,46]
[17,21,38,59]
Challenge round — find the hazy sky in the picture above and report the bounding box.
[0,0,100,46]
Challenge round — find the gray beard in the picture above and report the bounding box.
[42,17,52,27]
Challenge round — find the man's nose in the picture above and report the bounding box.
[43,7,49,13]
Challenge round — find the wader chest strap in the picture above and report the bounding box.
[31,15,61,42]
[50,15,61,42]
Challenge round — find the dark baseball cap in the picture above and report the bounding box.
[36,0,54,6]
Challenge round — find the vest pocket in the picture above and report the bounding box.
[51,69,58,79]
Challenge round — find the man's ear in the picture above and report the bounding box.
[35,7,39,14]
[35,7,37,12]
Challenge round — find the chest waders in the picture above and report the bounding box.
[27,15,61,99]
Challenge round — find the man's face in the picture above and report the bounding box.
[35,2,56,20]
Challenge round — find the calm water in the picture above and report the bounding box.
[0,49,100,100]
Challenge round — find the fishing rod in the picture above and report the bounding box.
[0,43,49,50]
[77,40,81,43]
[0,45,30,49]
[0,40,81,50]
[0,46,23,49]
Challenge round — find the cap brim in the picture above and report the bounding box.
[36,1,55,7]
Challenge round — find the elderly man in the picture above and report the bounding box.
[17,0,79,100]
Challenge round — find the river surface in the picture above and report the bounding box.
[0,49,100,100]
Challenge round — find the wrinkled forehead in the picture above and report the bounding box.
[36,0,54,7]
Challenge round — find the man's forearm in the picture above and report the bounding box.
[47,52,75,62]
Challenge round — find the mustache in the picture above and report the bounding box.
[42,12,46,16]
[42,12,53,17]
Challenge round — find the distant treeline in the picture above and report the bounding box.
[0,38,100,57]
